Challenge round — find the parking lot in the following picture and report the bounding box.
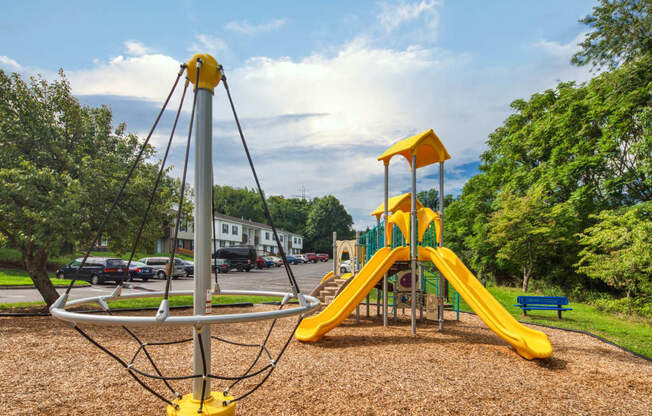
[0,261,333,304]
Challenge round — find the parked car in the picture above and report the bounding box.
[127,261,155,282]
[178,259,194,277]
[56,257,128,285]
[340,259,351,274]
[317,253,330,262]
[257,256,272,269]
[212,258,230,273]
[304,253,319,263]
[295,254,308,263]
[285,255,299,265]
[214,245,256,272]
[137,257,186,279]
[264,256,283,267]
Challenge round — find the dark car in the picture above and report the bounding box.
[258,256,275,268]
[214,245,256,272]
[316,253,330,262]
[212,258,230,273]
[127,261,155,282]
[285,255,299,265]
[179,259,194,277]
[56,257,128,285]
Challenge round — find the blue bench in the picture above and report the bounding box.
[515,296,572,319]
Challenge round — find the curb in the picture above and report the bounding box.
[1,284,91,290]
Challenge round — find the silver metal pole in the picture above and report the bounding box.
[410,155,417,335]
[383,164,389,327]
[193,86,213,400]
[332,231,337,277]
[439,161,445,330]
[355,230,360,323]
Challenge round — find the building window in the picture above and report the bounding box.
[229,241,234,246]
[177,239,184,248]
[232,225,238,235]
[222,224,228,234]
[219,241,225,248]
[280,235,283,242]
[265,232,270,240]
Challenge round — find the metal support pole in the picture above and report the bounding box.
[410,155,417,335]
[193,84,213,400]
[355,230,360,323]
[419,261,423,321]
[438,161,445,330]
[383,163,389,327]
[333,231,337,277]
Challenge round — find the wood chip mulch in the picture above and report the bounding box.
[1,306,650,415]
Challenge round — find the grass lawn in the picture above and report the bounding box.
[0,268,88,287]
[0,295,283,312]
[371,273,651,357]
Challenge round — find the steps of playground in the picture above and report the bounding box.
[312,278,348,313]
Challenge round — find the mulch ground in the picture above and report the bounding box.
[1,305,650,415]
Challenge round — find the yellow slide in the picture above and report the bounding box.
[419,246,552,359]
[295,246,410,342]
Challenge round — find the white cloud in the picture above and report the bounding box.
[225,19,287,36]
[67,53,182,102]
[378,0,441,33]
[189,34,229,56]
[124,40,153,56]
[533,32,586,59]
[61,26,595,228]
[0,55,22,71]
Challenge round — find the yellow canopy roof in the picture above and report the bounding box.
[370,192,424,220]
[378,129,451,168]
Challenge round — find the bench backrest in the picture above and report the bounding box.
[516,296,569,305]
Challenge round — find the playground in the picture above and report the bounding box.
[3,47,650,416]
[1,307,651,415]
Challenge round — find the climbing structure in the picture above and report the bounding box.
[296,129,553,360]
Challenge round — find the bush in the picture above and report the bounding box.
[593,297,652,318]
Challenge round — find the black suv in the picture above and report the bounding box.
[56,257,128,285]
[214,245,256,272]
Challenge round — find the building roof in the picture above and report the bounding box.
[377,129,451,168]
[213,213,301,237]
[370,192,424,220]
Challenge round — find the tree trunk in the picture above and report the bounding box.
[23,245,60,306]
[522,265,530,293]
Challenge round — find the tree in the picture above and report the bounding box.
[304,195,354,254]
[487,185,557,292]
[268,195,311,235]
[0,70,175,305]
[576,202,652,298]
[572,0,652,69]
[213,185,264,222]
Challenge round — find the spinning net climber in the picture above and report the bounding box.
[50,53,320,415]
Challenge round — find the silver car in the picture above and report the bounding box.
[137,257,186,279]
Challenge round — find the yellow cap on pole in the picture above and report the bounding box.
[186,54,221,92]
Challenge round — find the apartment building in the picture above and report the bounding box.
[156,213,304,256]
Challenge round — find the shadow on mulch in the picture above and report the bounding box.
[535,357,568,370]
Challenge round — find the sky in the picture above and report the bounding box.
[1,0,598,229]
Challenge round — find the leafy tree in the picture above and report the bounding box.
[572,0,652,69]
[0,70,175,305]
[304,195,354,253]
[417,188,439,210]
[576,202,652,298]
[268,195,311,235]
[487,185,559,292]
[213,185,264,222]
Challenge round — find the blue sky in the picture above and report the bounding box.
[1,0,597,228]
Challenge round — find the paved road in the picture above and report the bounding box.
[0,261,333,304]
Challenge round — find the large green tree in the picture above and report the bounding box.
[0,70,176,305]
[576,202,652,298]
[304,195,354,254]
[572,0,652,69]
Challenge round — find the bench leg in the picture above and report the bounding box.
[558,309,562,319]
[523,309,527,316]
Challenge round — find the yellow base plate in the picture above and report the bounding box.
[167,392,236,416]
